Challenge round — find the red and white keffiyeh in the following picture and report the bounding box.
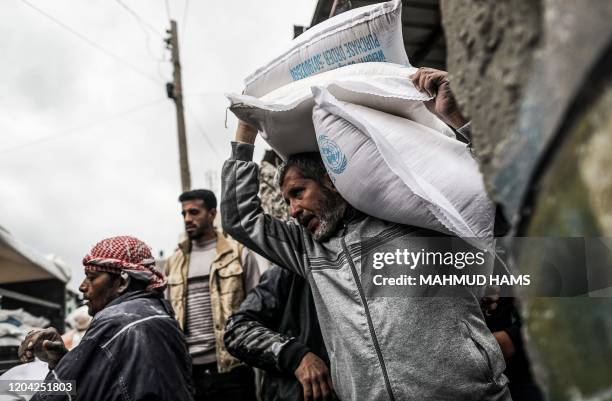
[82,236,166,291]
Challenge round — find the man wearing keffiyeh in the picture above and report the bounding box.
[79,235,167,316]
[18,236,195,401]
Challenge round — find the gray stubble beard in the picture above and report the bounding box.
[312,188,348,242]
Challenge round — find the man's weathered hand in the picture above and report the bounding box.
[294,352,336,401]
[410,67,468,129]
[235,120,258,145]
[493,330,516,360]
[18,327,68,369]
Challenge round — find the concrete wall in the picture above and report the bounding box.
[440,1,612,399]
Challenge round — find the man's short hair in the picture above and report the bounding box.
[277,152,328,188]
[178,189,217,209]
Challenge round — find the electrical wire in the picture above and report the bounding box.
[183,92,225,98]
[184,105,223,160]
[157,44,172,82]
[15,1,219,166]
[181,0,189,38]
[114,0,167,74]
[114,0,164,38]
[0,98,168,155]
[164,0,172,19]
[19,0,163,86]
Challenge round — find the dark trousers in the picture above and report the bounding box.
[192,363,256,401]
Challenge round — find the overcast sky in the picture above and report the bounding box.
[0,0,318,291]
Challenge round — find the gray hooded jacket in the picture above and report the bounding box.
[221,142,511,401]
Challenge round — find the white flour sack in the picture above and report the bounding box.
[228,62,454,159]
[311,87,495,242]
[243,0,407,97]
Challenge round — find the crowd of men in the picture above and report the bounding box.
[17,69,543,401]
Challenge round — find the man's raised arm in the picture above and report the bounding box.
[221,121,308,277]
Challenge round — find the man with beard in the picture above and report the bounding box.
[165,189,260,401]
[220,69,511,401]
[18,236,194,401]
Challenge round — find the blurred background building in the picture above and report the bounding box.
[0,225,73,373]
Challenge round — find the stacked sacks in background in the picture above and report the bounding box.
[0,309,50,347]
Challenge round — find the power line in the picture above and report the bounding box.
[164,0,172,19]
[120,6,171,83]
[115,0,164,38]
[157,45,172,82]
[0,98,167,155]
[181,0,189,38]
[19,0,163,86]
[114,0,166,73]
[183,91,225,98]
[184,106,223,161]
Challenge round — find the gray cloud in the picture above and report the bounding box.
[1,0,317,291]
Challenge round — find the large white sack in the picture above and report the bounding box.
[243,0,407,97]
[229,62,455,159]
[311,87,495,242]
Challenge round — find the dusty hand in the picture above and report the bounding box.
[18,327,68,369]
[410,67,468,129]
[235,120,258,144]
[294,352,336,401]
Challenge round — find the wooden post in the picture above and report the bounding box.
[167,19,191,192]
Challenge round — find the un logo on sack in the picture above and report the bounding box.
[318,134,348,175]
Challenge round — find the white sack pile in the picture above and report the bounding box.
[229,63,454,159]
[0,309,50,347]
[311,87,495,240]
[227,0,494,240]
[243,0,407,97]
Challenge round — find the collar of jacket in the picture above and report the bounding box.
[342,206,367,226]
[177,231,236,263]
[104,289,162,310]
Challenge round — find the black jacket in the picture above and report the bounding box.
[33,290,194,401]
[224,266,328,401]
[485,297,543,401]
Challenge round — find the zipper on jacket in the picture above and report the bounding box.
[341,235,396,401]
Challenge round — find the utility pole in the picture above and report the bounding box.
[165,20,191,192]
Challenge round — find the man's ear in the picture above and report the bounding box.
[209,208,218,222]
[116,272,131,294]
[322,173,339,194]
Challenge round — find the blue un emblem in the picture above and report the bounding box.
[318,134,348,175]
